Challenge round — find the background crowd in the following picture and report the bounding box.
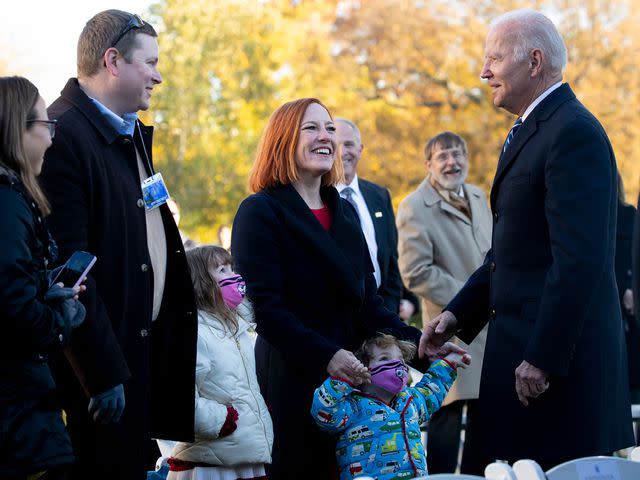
[1,4,639,480]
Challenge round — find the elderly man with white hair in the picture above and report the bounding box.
[419,9,634,470]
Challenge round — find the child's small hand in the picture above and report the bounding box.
[436,341,468,358]
[443,351,472,369]
[351,359,371,385]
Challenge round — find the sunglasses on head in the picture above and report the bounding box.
[26,119,57,139]
[110,14,145,48]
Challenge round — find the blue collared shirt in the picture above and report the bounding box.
[90,98,138,137]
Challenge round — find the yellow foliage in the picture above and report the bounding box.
[145,0,640,237]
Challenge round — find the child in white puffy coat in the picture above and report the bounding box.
[167,245,273,480]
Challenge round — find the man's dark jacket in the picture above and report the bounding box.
[635,196,640,343]
[447,84,634,464]
[40,78,197,479]
[616,202,640,392]
[358,178,403,313]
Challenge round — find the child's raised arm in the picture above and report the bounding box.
[410,347,467,424]
[310,377,358,434]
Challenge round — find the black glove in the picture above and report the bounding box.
[59,298,86,330]
[44,284,86,330]
[88,384,125,424]
[44,283,77,303]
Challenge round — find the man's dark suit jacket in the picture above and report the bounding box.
[447,84,634,464]
[358,178,403,313]
[617,202,640,392]
[632,199,640,394]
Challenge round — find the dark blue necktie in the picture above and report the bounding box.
[503,117,523,153]
[341,187,361,225]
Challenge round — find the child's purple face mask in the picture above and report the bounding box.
[369,360,409,394]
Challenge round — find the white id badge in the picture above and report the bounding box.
[141,172,170,210]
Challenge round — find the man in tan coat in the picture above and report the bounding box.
[397,131,491,474]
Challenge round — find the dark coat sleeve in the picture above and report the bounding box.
[40,131,130,395]
[524,116,616,375]
[232,195,342,377]
[378,187,403,313]
[0,188,71,352]
[446,250,492,344]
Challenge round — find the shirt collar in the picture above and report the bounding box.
[522,81,563,122]
[337,174,361,196]
[90,97,138,137]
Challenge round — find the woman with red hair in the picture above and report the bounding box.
[232,98,424,478]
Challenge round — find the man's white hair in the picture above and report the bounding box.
[335,117,362,145]
[491,9,567,75]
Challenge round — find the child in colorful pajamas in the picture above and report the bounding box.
[311,333,470,479]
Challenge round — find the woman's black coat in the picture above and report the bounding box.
[232,184,423,479]
[0,168,74,476]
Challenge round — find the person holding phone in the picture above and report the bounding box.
[0,76,86,479]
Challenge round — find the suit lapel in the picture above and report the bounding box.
[266,184,364,304]
[490,84,577,208]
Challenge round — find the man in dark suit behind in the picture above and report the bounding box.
[419,9,633,470]
[335,118,405,314]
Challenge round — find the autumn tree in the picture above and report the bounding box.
[147,0,640,240]
[146,0,281,241]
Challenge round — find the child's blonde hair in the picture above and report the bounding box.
[355,333,417,366]
[186,245,240,333]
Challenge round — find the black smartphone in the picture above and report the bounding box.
[52,251,97,289]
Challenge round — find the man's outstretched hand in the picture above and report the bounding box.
[418,310,458,359]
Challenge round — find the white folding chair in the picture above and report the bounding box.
[512,455,640,480]
[512,459,546,480]
[632,404,640,444]
[630,446,640,462]
[484,461,519,480]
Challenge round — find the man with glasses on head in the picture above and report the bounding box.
[40,10,197,479]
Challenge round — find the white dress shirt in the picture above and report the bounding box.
[338,175,381,287]
[522,81,563,122]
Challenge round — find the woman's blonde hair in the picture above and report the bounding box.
[0,76,50,214]
[248,98,343,192]
[186,245,240,333]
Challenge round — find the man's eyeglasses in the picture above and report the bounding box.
[27,119,57,139]
[110,14,145,48]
